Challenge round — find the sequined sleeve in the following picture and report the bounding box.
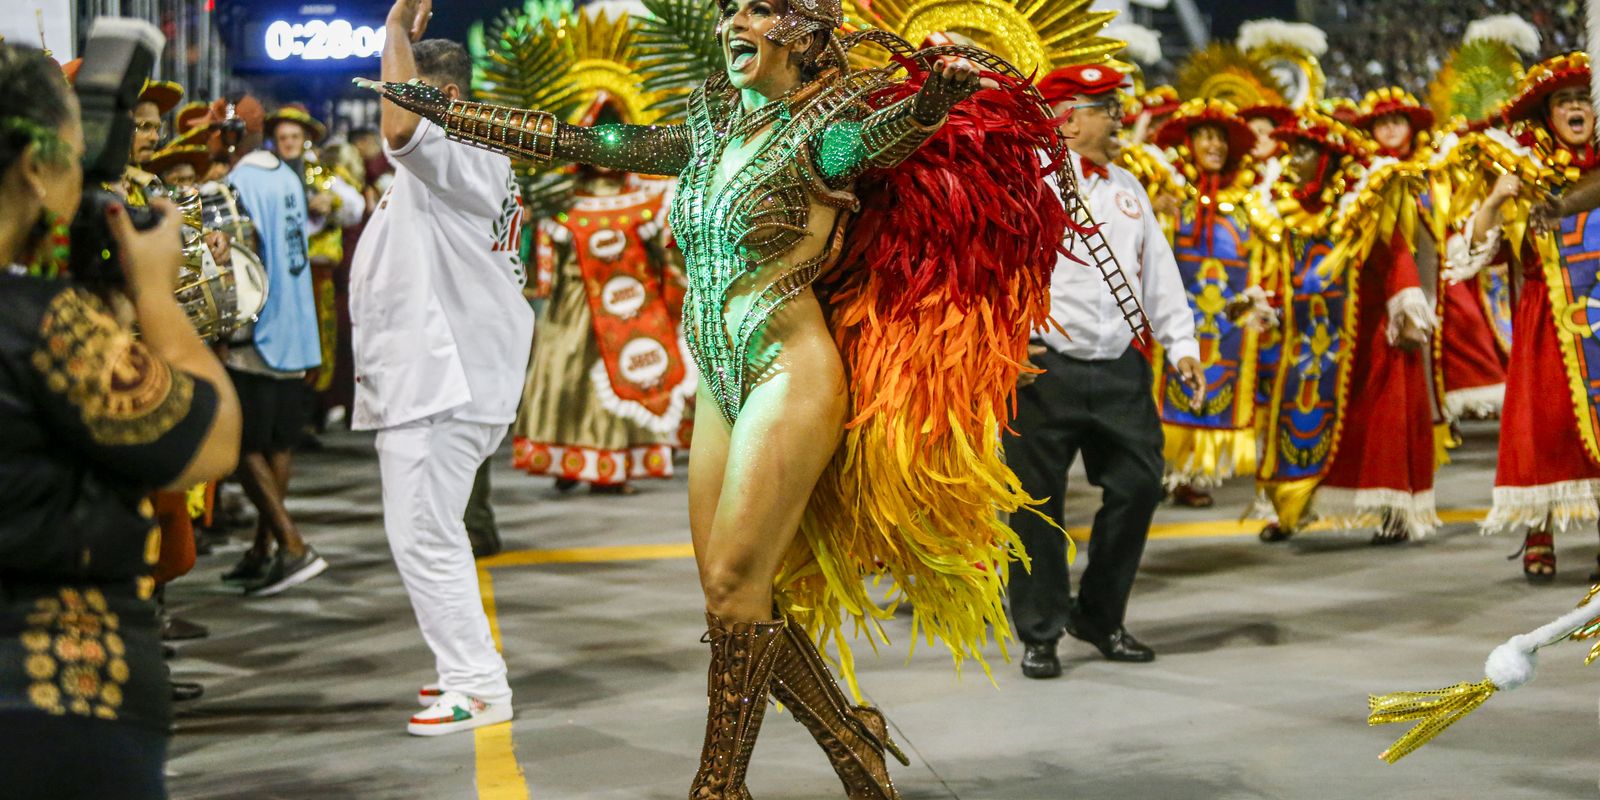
[28,288,219,488]
[553,123,693,176]
[811,96,941,186]
[361,81,694,176]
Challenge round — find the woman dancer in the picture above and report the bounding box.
[364,0,1092,795]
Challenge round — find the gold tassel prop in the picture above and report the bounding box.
[1367,679,1498,764]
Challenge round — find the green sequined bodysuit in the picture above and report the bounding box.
[670,73,931,423]
[565,74,935,422]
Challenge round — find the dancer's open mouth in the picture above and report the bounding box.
[729,38,758,72]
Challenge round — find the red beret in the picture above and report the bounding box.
[1037,63,1127,105]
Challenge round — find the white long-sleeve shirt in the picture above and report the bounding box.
[1039,151,1200,366]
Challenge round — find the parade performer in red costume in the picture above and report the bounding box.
[498,10,698,493]
[1428,15,1544,420]
[1256,111,1438,545]
[516,141,690,491]
[1149,99,1268,508]
[1354,88,1462,456]
[1451,53,1600,583]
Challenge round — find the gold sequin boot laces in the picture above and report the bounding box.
[690,614,785,799]
[770,617,909,799]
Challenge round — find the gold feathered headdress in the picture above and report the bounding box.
[844,0,1127,76]
[1426,15,1538,127]
[1175,42,1287,110]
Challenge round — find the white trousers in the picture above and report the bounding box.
[375,414,511,702]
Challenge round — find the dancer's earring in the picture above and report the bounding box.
[28,210,71,280]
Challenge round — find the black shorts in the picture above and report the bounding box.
[228,368,309,454]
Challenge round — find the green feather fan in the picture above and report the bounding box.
[635,0,724,122]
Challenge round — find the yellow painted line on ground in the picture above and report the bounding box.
[475,566,530,800]
[1063,507,1489,541]
[469,505,1490,798]
[478,541,696,568]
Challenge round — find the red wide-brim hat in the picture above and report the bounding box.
[1153,99,1257,168]
[1272,111,1368,159]
[1500,52,1591,124]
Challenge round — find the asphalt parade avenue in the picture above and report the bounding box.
[165,421,1597,799]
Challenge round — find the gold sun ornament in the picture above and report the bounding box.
[844,0,1127,76]
[1236,19,1328,109]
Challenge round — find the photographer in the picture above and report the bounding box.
[0,43,240,798]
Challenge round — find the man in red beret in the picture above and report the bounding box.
[1006,63,1204,678]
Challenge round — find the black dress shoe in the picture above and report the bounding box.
[468,524,503,559]
[1068,625,1155,663]
[1020,641,1061,679]
[171,680,205,702]
[1259,523,1293,543]
[162,616,210,641]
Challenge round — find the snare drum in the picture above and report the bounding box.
[227,245,269,344]
[197,180,256,246]
[173,241,236,342]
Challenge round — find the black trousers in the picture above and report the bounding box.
[0,712,168,799]
[1004,345,1165,645]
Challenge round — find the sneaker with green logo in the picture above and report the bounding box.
[407,690,512,736]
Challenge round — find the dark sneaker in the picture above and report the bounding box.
[243,546,328,597]
[161,616,210,641]
[221,550,272,585]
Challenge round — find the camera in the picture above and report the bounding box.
[67,18,167,289]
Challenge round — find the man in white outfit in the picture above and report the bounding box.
[350,0,534,736]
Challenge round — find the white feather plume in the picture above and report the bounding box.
[1589,0,1600,120]
[1105,23,1163,66]
[1237,19,1328,57]
[582,0,650,19]
[1464,14,1541,55]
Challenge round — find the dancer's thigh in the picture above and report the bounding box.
[689,384,732,566]
[699,326,848,596]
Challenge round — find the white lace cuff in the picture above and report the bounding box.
[1443,203,1502,283]
[1386,286,1436,343]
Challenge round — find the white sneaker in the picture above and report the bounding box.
[417,684,442,707]
[407,691,512,736]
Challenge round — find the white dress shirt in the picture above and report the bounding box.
[1039,150,1200,365]
[349,120,536,430]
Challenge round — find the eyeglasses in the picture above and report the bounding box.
[1067,98,1121,116]
[133,121,163,134]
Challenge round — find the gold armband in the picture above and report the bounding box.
[859,101,941,170]
[439,101,560,165]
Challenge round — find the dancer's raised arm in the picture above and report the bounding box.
[371,0,691,175]
[812,56,982,184]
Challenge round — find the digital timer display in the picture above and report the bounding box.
[263,19,387,61]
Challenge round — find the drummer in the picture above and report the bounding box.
[126,79,184,205]
[59,60,181,204]
[145,144,211,192]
